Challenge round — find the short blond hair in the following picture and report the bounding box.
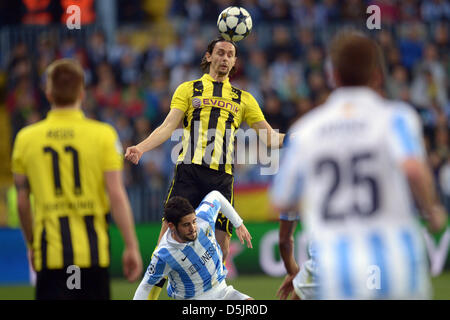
[329,31,378,86]
[46,58,85,106]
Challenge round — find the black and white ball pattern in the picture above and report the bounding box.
[217,6,252,42]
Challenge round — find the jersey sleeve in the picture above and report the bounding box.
[389,106,426,163]
[196,190,243,228]
[270,129,305,210]
[279,211,301,221]
[196,193,222,228]
[102,125,124,171]
[170,82,190,113]
[11,130,26,175]
[242,92,266,127]
[133,252,169,300]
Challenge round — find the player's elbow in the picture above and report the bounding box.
[402,159,427,186]
[207,190,222,200]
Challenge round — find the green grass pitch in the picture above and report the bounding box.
[1,272,450,300]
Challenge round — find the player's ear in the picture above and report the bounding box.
[205,52,212,63]
[45,85,53,104]
[167,222,176,231]
[231,55,237,67]
[79,87,86,103]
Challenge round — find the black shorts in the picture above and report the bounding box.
[165,163,234,236]
[36,266,110,300]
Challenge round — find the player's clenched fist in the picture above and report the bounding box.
[125,145,143,165]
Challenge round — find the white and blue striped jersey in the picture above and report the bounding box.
[271,87,431,299]
[134,191,242,300]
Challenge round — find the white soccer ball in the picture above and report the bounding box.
[217,6,252,42]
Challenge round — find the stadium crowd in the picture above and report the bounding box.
[1,0,449,221]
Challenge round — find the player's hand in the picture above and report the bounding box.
[276,273,296,300]
[27,248,35,272]
[122,246,143,282]
[125,146,143,165]
[236,224,253,249]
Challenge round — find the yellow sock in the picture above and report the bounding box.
[147,278,166,300]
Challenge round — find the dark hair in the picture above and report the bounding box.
[164,196,195,226]
[46,58,85,106]
[329,31,378,86]
[200,37,238,77]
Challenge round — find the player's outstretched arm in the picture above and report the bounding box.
[14,174,35,270]
[105,170,143,282]
[125,108,184,164]
[277,219,300,300]
[203,190,253,248]
[279,219,299,276]
[251,120,285,149]
[403,159,448,232]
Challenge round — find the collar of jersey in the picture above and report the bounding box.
[202,73,229,84]
[327,86,381,103]
[47,108,85,120]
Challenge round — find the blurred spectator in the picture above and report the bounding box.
[291,0,318,28]
[93,62,121,110]
[398,22,425,72]
[293,28,316,59]
[399,0,421,22]
[87,31,108,69]
[120,83,145,118]
[315,0,341,26]
[164,35,194,68]
[57,37,79,59]
[371,0,400,26]
[387,64,410,100]
[411,67,447,112]
[6,77,40,139]
[263,0,293,23]
[421,0,450,23]
[267,25,294,63]
[118,51,140,85]
[6,44,31,89]
[263,93,289,133]
[341,0,366,24]
[245,49,268,84]
[433,23,449,54]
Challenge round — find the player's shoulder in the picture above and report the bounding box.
[288,102,329,137]
[384,99,422,123]
[81,118,118,135]
[15,119,47,141]
[154,238,172,259]
[177,77,203,90]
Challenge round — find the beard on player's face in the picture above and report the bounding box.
[176,224,197,242]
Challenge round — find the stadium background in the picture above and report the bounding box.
[0,0,449,299]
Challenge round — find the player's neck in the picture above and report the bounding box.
[208,71,228,83]
[52,102,81,110]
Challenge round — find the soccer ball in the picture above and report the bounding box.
[217,6,252,42]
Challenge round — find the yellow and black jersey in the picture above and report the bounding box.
[171,73,266,175]
[11,109,123,271]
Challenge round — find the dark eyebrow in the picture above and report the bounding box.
[217,48,234,54]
